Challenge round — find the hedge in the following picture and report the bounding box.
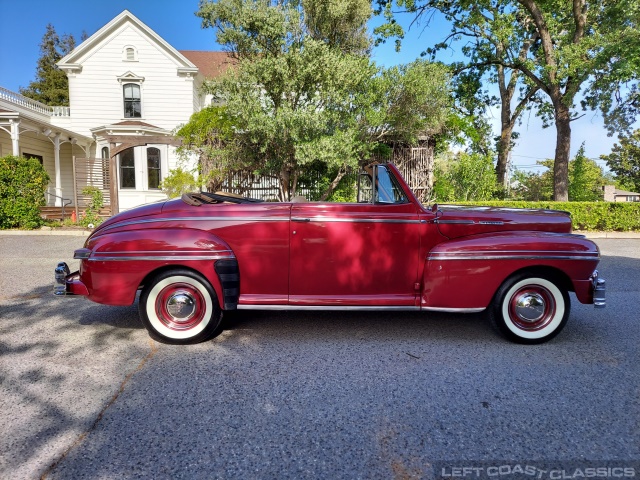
[0,155,50,229]
[450,201,640,231]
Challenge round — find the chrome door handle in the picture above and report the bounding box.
[291,217,311,222]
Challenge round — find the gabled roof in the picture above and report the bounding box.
[58,10,197,72]
[614,189,640,196]
[179,51,235,79]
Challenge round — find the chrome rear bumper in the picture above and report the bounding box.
[592,270,606,308]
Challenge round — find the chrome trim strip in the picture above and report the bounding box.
[88,254,235,262]
[102,215,422,231]
[436,220,475,224]
[102,216,289,231]
[297,217,421,224]
[237,305,420,311]
[422,306,486,313]
[92,250,234,255]
[428,254,599,261]
[431,250,599,256]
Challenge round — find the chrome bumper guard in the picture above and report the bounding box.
[592,270,606,308]
[54,262,89,296]
[54,262,70,295]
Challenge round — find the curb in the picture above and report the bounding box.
[0,229,92,237]
[575,232,640,239]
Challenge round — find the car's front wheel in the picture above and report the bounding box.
[489,273,570,344]
[139,269,223,344]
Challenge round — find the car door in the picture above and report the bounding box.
[289,165,422,306]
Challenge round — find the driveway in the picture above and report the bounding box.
[1,234,638,479]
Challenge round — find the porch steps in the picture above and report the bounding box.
[40,207,72,221]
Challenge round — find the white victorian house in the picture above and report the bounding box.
[0,10,231,216]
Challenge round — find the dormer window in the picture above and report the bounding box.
[123,83,141,118]
[123,46,138,62]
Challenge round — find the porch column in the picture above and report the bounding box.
[53,133,62,206]
[9,119,20,156]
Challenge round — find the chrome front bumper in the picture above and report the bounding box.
[54,261,88,296]
[592,270,606,308]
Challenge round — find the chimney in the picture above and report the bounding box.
[603,185,616,202]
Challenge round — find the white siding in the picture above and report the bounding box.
[67,24,196,136]
[0,130,10,157]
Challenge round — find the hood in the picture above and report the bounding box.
[435,205,573,239]
[89,201,167,238]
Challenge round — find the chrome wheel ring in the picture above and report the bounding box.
[513,292,546,322]
[166,292,197,320]
[508,286,556,332]
[154,282,206,331]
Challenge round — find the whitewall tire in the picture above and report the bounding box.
[139,269,223,344]
[490,274,570,344]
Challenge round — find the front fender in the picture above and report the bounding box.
[79,228,235,307]
[421,232,600,310]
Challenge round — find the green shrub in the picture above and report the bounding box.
[160,167,201,198]
[0,155,50,229]
[451,200,640,231]
[79,186,104,227]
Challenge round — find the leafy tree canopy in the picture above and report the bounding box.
[20,24,76,106]
[512,146,607,201]
[433,152,498,201]
[600,129,640,194]
[375,0,640,201]
[191,0,454,200]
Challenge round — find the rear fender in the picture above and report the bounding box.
[421,232,600,310]
[81,228,236,308]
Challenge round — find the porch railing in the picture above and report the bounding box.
[0,86,70,117]
[45,191,73,219]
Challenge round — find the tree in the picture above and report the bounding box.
[511,165,553,201]
[433,152,497,201]
[568,144,604,201]
[600,129,640,194]
[20,24,76,106]
[193,0,454,201]
[512,148,606,201]
[377,0,640,201]
[175,105,239,192]
[375,0,540,189]
[507,0,639,201]
[302,0,372,54]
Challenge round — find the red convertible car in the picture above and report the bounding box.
[55,163,605,344]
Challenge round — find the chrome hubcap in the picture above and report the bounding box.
[513,292,545,323]
[166,292,196,320]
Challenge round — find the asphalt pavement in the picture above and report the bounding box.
[0,234,638,479]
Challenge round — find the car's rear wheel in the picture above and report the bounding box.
[139,269,223,344]
[489,273,570,344]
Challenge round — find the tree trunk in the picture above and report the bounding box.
[496,122,514,189]
[279,168,290,202]
[553,103,571,201]
[319,167,347,201]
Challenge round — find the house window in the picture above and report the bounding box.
[123,46,138,61]
[119,148,136,188]
[101,147,111,188]
[123,83,141,118]
[23,152,44,165]
[147,147,161,190]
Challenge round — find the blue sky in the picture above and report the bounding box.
[0,0,617,172]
